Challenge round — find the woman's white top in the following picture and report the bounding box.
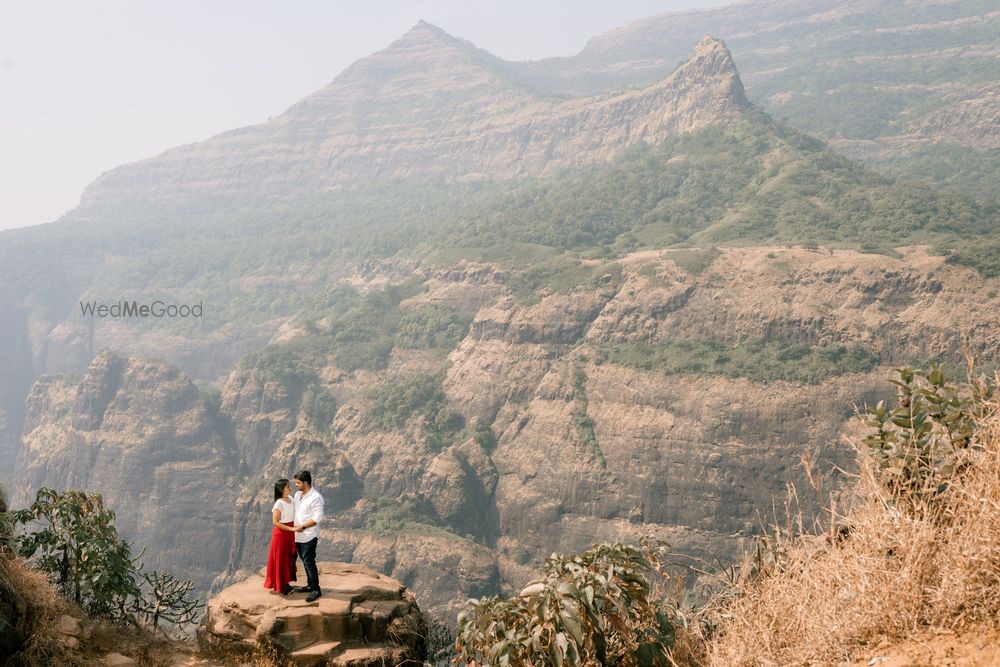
[272,498,295,523]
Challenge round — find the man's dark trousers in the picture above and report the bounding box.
[296,538,320,591]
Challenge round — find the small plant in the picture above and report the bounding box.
[301,384,338,432]
[473,418,498,452]
[364,496,442,536]
[395,303,471,350]
[364,374,465,452]
[0,484,12,554]
[134,570,204,628]
[421,613,455,666]
[864,363,993,507]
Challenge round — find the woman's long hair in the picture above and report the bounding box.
[274,478,290,501]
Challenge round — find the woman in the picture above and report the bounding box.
[263,478,299,594]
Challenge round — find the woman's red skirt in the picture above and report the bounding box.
[264,521,297,592]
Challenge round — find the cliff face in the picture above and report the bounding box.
[78,32,747,207]
[123,246,1000,617]
[14,351,240,589]
[13,247,1000,617]
[0,294,33,486]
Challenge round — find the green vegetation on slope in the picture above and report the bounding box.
[363,496,444,536]
[597,338,878,385]
[2,112,996,336]
[363,374,465,452]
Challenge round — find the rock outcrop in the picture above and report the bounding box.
[13,351,240,589]
[200,562,424,666]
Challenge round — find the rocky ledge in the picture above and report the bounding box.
[198,562,425,666]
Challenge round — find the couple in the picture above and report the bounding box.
[264,470,325,602]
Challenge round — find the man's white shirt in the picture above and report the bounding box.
[293,487,325,543]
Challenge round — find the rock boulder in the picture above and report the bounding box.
[199,562,424,667]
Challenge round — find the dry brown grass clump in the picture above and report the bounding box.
[0,553,83,666]
[707,387,1000,665]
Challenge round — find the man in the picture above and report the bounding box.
[292,470,325,602]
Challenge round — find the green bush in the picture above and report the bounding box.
[509,257,622,305]
[395,303,471,350]
[301,385,338,432]
[667,247,720,275]
[240,342,319,387]
[864,364,994,507]
[13,488,202,626]
[364,497,442,536]
[473,418,498,452]
[456,543,678,666]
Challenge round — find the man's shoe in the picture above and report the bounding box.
[305,590,322,603]
[292,586,312,593]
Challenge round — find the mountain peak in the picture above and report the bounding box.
[694,34,728,55]
[79,31,752,207]
[667,35,747,109]
[386,19,480,57]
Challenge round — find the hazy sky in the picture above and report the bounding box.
[0,0,732,231]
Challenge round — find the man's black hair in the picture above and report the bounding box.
[274,478,290,501]
[294,470,312,486]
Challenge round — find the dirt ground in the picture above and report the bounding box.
[847,628,1000,667]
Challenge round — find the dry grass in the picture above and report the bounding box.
[703,393,1000,665]
[0,554,84,667]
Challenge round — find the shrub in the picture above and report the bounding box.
[456,543,678,666]
[864,364,992,507]
[133,571,201,628]
[301,385,338,432]
[668,248,720,275]
[473,418,498,452]
[600,338,877,385]
[422,613,456,667]
[364,497,442,536]
[13,488,202,628]
[240,343,318,387]
[13,489,140,622]
[395,303,471,350]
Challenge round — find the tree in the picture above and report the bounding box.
[13,488,202,628]
[13,489,140,622]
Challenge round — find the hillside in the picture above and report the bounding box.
[77,31,747,207]
[13,245,1000,619]
[514,0,1000,199]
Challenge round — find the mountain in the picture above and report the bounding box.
[2,8,999,623]
[515,0,1000,198]
[78,1,1000,207]
[79,30,747,208]
[13,245,1000,618]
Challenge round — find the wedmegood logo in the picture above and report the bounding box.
[79,300,203,318]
